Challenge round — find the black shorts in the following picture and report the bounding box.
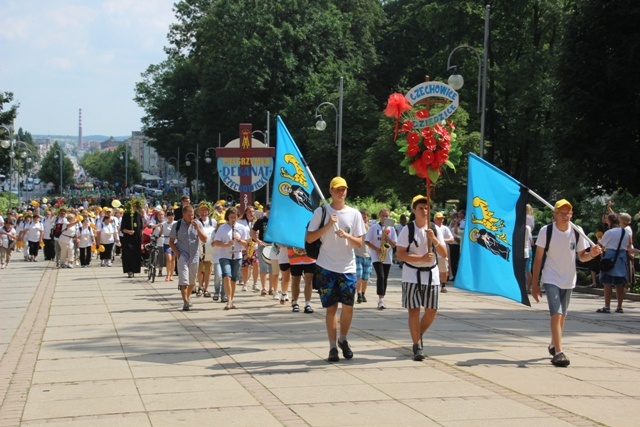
[279,263,291,272]
[290,263,315,277]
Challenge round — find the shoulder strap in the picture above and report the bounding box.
[320,206,326,226]
[408,222,417,249]
[176,219,182,233]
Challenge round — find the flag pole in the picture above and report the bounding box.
[527,188,596,247]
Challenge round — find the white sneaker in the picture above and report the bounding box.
[273,291,281,300]
[107,261,112,267]
[377,300,386,310]
[242,285,247,291]
[252,284,260,292]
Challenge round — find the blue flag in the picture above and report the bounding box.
[454,153,530,306]
[264,116,318,249]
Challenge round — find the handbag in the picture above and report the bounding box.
[600,229,625,272]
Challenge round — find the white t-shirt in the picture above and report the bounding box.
[397,222,442,285]
[98,222,118,244]
[524,225,532,258]
[0,227,16,248]
[599,227,629,253]
[536,223,588,289]
[25,221,44,242]
[77,226,94,248]
[58,223,78,245]
[214,222,249,260]
[365,221,398,264]
[42,216,54,239]
[308,204,366,274]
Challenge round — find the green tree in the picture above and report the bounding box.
[553,0,640,195]
[79,146,141,189]
[39,142,75,193]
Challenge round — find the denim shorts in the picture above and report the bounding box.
[544,283,572,315]
[355,255,372,280]
[219,257,241,282]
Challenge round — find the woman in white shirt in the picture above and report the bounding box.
[151,210,167,277]
[25,213,44,262]
[96,215,119,267]
[213,207,249,310]
[77,217,96,268]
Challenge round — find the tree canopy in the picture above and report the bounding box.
[134,0,640,204]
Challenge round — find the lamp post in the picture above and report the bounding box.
[1,124,15,208]
[119,144,132,194]
[165,156,177,189]
[184,143,199,202]
[446,4,490,158]
[251,129,271,204]
[53,149,64,196]
[314,76,344,176]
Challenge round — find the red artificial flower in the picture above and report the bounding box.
[447,120,456,131]
[406,143,420,157]
[421,127,434,139]
[415,109,430,119]
[439,141,451,152]
[441,131,451,143]
[412,158,428,178]
[434,149,449,165]
[424,136,436,151]
[422,150,435,165]
[401,121,414,132]
[384,93,412,119]
[407,131,420,145]
[434,123,446,136]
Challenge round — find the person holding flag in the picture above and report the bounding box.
[531,199,602,367]
[306,177,366,362]
[396,195,448,361]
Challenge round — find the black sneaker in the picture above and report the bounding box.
[413,343,425,361]
[357,293,363,304]
[328,347,339,362]
[338,340,353,359]
[182,303,190,311]
[548,345,556,356]
[361,294,367,303]
[551,352,570,367]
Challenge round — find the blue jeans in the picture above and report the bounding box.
[213,262,225,297]
[219,258,241,282]
[544,283,572,315]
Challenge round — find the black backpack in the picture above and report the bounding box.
[305,206,326,259]
[51,221,64,238]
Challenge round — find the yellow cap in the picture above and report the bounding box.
[330,176,348,189]
[412,195,429,208]
[434,211,445,219]
[554,199,572,210]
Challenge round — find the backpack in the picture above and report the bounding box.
[403,221,438,285]
[51,221,63,238]
[305,206,326,259]
[541,223,580,271]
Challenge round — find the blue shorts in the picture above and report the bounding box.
[163,244,174,255]
[356,255,372,280]
[314,265,357,308]
[524,256,532,272]
[219,258,241,282]
[544,283,572,315]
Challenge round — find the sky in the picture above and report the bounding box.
[0,0,177,137]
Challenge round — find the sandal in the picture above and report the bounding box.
[596,307,611,313]
[292,303,300,312]
[615,307,624,313]
[224,305,230,310]
[230,304,237,309]
[197,288,203,297]
[203,291,211,298]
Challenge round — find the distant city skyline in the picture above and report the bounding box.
[0,0,177,136]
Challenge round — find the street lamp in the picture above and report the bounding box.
[251,129,271,204]
[53,150,64,196]
[314,76,344,176]
[165,156,177,188]
[446,4,490,158]
[184,143,199,202]
[119,144,133,193]
[1,125,16,208]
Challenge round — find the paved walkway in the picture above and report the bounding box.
[0,256,638,426]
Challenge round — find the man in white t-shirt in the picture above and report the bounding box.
[433,211,455,292]
[397,196,448,361]
[306,177,366,362]
[532,199,600,367]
